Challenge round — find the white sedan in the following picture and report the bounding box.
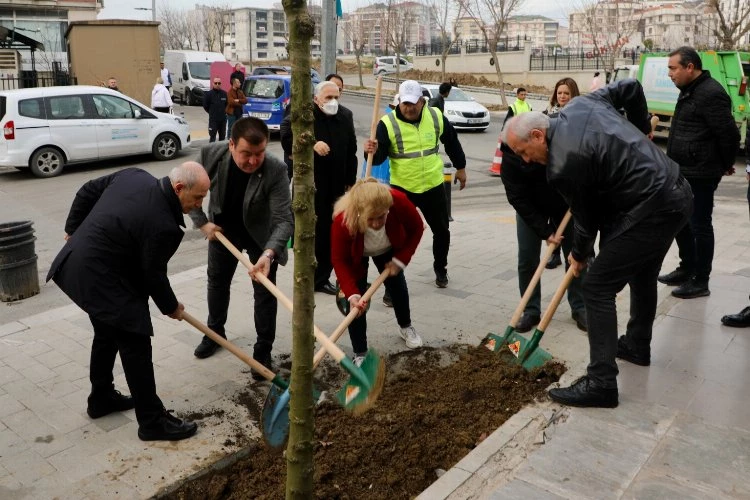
[421,84,490,132]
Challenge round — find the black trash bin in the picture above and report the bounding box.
[0,221,40,302]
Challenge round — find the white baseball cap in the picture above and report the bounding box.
[398,80,423,104]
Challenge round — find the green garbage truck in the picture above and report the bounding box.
[613,51,750,145]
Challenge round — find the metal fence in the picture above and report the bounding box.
[0,71,76,91]
[529,52,613,71]
[414,36,529,56]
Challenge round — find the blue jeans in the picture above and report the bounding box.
[226,114,238,138]
[516,213,585,316]
[673,177,720,282]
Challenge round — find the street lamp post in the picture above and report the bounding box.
[134,0,157,21]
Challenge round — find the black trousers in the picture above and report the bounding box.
[206,237,278,357]
[314,203,334,288]
[584,199,690,388]
[393,183,450,273]
[673,176,721,282]
[348,251,411,355]
[89,317,163,427]
[208,119,227,143]
[153,106,171,113]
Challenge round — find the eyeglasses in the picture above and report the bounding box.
[213,82,222,85]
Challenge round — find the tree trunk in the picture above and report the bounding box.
[356,52,364,87]
[440,52,447,81]
[282,0,316,498]
[490,49,508,107]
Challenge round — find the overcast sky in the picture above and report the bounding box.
[100,0,578,26]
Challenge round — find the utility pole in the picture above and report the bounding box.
[321,0,337,76]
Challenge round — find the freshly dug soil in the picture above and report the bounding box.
[164,344,564,500]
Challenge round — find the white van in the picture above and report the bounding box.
[0,86,191,178]
[164,50,227,106]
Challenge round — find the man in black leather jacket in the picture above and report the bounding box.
[657,46,740,299]
[503,79,693,408]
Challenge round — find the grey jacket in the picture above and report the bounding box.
[189,142,293,265]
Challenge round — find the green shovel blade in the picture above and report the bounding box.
[506,328,553,370]
[335,350,385,414]
[483,325,516,352]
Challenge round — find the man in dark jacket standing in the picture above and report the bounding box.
[281,80,357,294]
[46,163,210,441]
[501,152,587,333]
[657,46,740,298]
[428,82,451,112]
[190,118,293,376]
[203,76,228,142]
[504,80,693,408]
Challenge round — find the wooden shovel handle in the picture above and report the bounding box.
[537,265,577,332]
[509,210,572,327]
[365,76,383,178]
[181,311,276,381]
[312,270,389,368]
[214,232,350,364]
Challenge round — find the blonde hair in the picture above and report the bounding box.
[333,178,393,235]
[156,76,164,85]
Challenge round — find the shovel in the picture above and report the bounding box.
[365,75,383,178]
[263,270,389,450]
[214,233,386,415]
[181,311,289,390]
[509,264,576,370]
[484,210,572,352]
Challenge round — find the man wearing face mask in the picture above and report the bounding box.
[282,80,357,295]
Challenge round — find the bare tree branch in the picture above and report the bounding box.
[341,7,376,87]
[427,0,462,81]
[707,0,750,49]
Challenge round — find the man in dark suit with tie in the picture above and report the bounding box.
[189,117,294,377]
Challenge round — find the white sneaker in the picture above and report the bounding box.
[399,326,423,349]
[352,354,366,367]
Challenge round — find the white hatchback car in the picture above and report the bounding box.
[421,84,490,131]
[0,86,190,178]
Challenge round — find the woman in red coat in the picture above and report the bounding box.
[331,178,425,364]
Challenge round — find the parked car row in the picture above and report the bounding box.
[0,86,190,178]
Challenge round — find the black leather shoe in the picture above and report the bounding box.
[721,306,750,327]
[616,335,650,366]
[252,352,273,381]
[138,409,197,441]
[315,281,338,295]
[548,376,618,408]
[435,269,449,288]
[671,278,710,299]
[571,309,588,332]
[546,252,562,269]
[194,336,222,359]
[515,312,541,333]
[87,390,134,419]
[657,267,692,286]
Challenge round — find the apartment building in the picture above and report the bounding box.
[339,1,433,55]
[567,0,642,51]
[453,16,484,43]
[0,0,101,71]
[505,15,560,50]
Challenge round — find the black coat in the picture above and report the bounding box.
[428,94,445,112]
[281,104,357,211]
[546,79,686,260]
[46,169,184,335]
[666,70,740,178]
[230,70,245,88]
[203,88,228,123]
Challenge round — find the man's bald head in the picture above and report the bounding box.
[170,161,210,213]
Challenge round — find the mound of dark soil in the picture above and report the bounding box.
[164,345,564,500]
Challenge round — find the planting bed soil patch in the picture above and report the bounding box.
[164,344,564,499]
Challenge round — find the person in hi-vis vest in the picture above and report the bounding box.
[363,80,467,289]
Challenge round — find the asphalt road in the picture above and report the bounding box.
[1,93,748,322]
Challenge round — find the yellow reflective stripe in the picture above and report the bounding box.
[386,113,404,155]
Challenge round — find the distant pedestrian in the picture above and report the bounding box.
[160,62,172,91]
[507,87,531,118]
[657,46,740,299]
[203,77,228,142]
[225,77,247,136]
[230,63,245,89]
[47,163,210,441]
[428,82,452,113]
[106,77,120,92]
[151,77,172,113]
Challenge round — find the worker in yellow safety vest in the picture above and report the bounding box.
[363,80,467,289]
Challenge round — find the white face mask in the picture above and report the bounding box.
[321,99,339,116]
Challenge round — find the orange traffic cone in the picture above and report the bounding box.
[489,140,502,176]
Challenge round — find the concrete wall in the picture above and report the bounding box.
[414,44,633,91]
[66,20,160,105]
